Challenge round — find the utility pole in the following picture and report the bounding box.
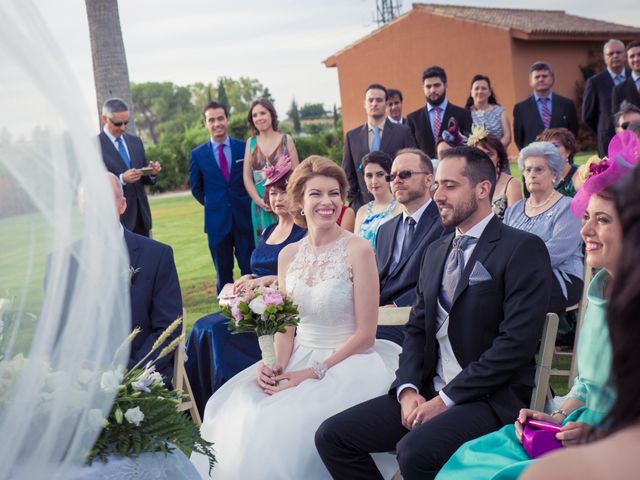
[374,0,402,26]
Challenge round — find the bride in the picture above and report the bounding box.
[191,155,402,479]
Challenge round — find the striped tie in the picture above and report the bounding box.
[432,107,442,142]
[540,97,551,129]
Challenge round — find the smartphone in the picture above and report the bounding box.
[526,419,563,433]
[139,167,153,176]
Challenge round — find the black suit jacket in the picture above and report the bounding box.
[99,131,155,232]
[513,94,578,150]
[612,74,640,113]
[377,201,447,307]
[125,229,183,381]
[390,216,552,423]
[343,118,416,211]
[583,69,631,157]
[406,102,472,158]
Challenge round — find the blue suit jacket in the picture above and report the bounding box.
[189,137,252,246]
[125,229,182,381]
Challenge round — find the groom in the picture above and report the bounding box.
[315,147,553,479]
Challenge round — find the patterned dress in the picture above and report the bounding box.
[471,104,505,140]
[357,199,398,250]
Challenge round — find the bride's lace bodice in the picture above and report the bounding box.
[285,232,356,347]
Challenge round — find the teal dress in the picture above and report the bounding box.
[435,269,616,480]
[356,199,398,251]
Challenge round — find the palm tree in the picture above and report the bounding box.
[85,0,136,132]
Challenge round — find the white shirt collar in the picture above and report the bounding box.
[103,125,122,144]
[456,212,494,239]
[607,68,625,80]
[427,99,448,112]
[632,71,640,82]
[210,136,230,148]
[402,198,432,225]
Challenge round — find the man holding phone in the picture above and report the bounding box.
[99,97,161,237]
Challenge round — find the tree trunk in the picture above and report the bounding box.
[85,0,136,133]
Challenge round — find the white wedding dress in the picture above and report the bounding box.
[191,232,402,479]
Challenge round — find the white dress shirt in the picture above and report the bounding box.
[397,212,495,407]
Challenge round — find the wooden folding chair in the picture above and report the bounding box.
[530,313,559,411]
[173,309,202,427]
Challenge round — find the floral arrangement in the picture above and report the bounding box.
[467,124,490,147]
[219,286,299,370]
[88,317,216,474]
[578,155,610,181]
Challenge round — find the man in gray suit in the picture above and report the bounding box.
[343,84,416,211]
[376,148,448,344]
[99,98,161,237]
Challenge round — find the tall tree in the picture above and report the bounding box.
[217,79,229,112]
[260,87,274,103]
[288,98,301,134]
[85,0,136,132]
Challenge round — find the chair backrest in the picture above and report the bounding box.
[172,309,202,427]
[377,306,412,326]
[567,265,594,385]
[530,312,559,411]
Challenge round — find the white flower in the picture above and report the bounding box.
[124,406,145,426]
[248,295,267,315]
[100,370,122,392]
[149,372,164,385]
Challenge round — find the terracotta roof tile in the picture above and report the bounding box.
[415,3,640,35]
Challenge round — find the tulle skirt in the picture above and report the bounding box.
[191,338,401,479]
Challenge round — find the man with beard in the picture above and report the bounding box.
[315,146,553,480]
[375,148,448,344]
[407,66,472,158]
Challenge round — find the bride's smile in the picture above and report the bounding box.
[303,175,343,226]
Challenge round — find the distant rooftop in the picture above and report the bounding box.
[414,3,640,35]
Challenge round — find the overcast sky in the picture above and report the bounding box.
[34,0,639,116]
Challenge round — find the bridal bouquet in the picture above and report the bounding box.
[88,318,216,475]
[220,286,299,370]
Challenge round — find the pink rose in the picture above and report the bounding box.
[262,290,284,307]
[231,303,243,325]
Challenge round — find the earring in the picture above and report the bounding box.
[300,209,305,216]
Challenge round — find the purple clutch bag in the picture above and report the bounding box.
[522,419,564,459]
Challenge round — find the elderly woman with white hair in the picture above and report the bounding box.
[504,141,584,314]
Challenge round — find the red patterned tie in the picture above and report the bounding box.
[541,97,551,129]
[218,144,229,181]
[432,107,442,142]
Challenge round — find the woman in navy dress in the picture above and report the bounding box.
[185,158,305,415]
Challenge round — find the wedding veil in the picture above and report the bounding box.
[0,2,131,478]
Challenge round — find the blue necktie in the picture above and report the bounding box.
[116,137,131,168]
[614,74,624,86]
[371,127,381,151]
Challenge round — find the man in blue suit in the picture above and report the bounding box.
[190,102,254,293]
[107,173,182,384]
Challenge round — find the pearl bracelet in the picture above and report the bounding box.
[311,361,328,380]
[551,408,569,419]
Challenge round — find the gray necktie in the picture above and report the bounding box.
[400,217,416,261]
[440,235,474,311]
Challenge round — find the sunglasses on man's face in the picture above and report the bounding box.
[108,118,129,127]
[385,170,430,182]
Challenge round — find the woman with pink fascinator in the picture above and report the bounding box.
[185,158,306,416]
[435,131,639,480]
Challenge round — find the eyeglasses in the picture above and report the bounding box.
[606,50,625,56]
[108,118,129,127]
[385,170,430,182]
[523,166,548,175]
[620,121,630,130]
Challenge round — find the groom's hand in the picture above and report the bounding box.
[406,395,448,430]
[399,389,426,430]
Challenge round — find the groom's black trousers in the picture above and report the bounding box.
[315,393,502,480]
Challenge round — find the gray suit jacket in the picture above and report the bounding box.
[343,118,416,211]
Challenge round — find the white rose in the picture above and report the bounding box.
[124,406,145,426]
[100,370,121,392]
[248,296,267,315]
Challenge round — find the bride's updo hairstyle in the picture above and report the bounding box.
[287,155,349,228]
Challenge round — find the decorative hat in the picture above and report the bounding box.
[261,155,292,187]
[467,124,490,147]
[570,130,640,217]
[441,117,467,146]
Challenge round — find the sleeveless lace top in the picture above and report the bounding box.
[285,232,355,348]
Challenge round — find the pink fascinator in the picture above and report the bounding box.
[570,131,640,217]
[261,155,292,187]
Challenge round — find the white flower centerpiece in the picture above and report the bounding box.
[219,286,300,373]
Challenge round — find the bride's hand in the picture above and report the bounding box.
[263,368,316,395]
[256,363,283,390]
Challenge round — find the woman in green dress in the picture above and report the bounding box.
[435,133,638,480]
[243,99,299,244]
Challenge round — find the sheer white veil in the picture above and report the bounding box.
[0,2,130,478]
